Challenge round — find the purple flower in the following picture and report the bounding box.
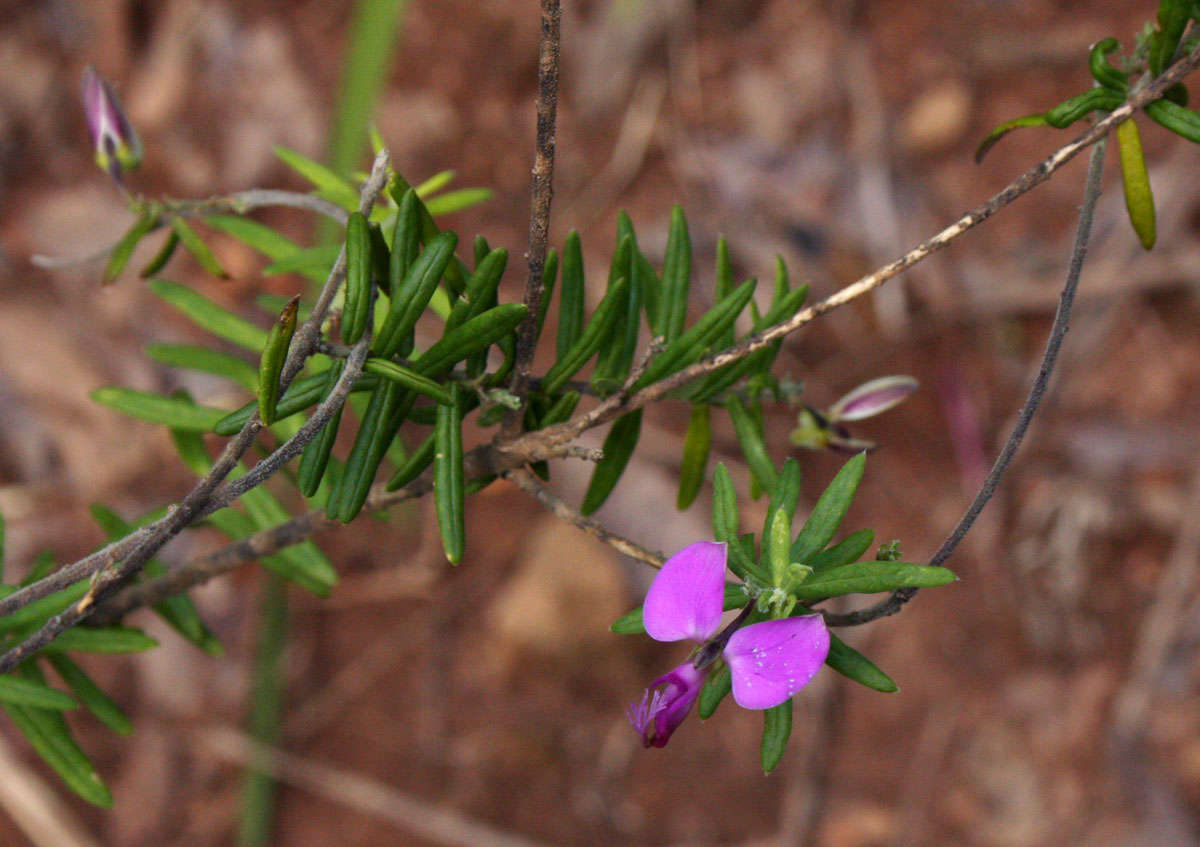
[628,541,830,747]
[82,67,142,182]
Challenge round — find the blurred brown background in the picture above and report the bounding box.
[2,0,1200,844]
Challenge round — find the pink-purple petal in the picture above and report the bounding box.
[829,376,918,423]
[724,615,830,710]
[642,541,728,643]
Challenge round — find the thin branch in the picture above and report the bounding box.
[506,469,665,568]
[202,332,372,516]
[30,189,350,270]
[498,45,1200,463]
[169,189,351,225]
[504,0,562,425]
[824,136,1109,629]
[0,153,392,673]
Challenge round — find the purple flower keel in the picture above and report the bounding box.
[628,662,708,747]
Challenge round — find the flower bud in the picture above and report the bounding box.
[81,66,142,182]
[828,375,919,423]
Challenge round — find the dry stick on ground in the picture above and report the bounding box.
[825,136,1110,628]
[0,153,392,674]
[504,0,562,435]
[199,727,551,847]
[35,47,1200,638]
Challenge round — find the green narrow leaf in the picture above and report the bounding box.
[761,699,793,774]
[726,396,778,494]
[102,210,157,284]
[239,481,339,596]
[363,359,452,405]
[974,114,1050,163]
[0,675,77,710]
[257,295,300,425]
[541,276,630,395]
[762,458,802,543]
[1088,37,1128,92]
[262,244,341,278]
[714,236,735,348]
[274,145,361,210]
[658,204,692,343]
[297,361,347,499]
[46,654,133,733]
[146,344,258,391]
[0,582,89,634]
[711,463,740,545]
[789,561,957,600]
[343,211,373,342]
[205,215,302,262]
[411,302,528,378]
[374,231,459,357]
[171,217,229,278]
[327,381,411,523]
[676,404,711,510]
[385,431,436,491]
[446,248,508,331]
[766,507,792,586]
[423,187,493,216]
[633,278,757,391]
[1117,118,1156,250]
[697,663,732,719]
[3,694,112,806]
[434,384,466,563]
[791,453,866,564]
[557,230,585,358]
[45,626,158,654]
[148,278,270,351]
[213,370,363,436]
[581,409,643,516]
[1145,97,1200,143]
[591,235,642,394]
[415,170,456,197]
[806,528,875,572]
[824,633,898,693]
[91,387,227,431]
[138,228,180,278]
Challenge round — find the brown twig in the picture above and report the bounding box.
[505,469,665,568]
[504,0,562,429]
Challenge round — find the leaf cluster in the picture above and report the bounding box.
[976,1,1200,250]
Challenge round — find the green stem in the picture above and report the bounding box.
[237,575,289,847]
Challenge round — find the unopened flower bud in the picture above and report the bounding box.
[81,66,142,182]
[828,375,919,423]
